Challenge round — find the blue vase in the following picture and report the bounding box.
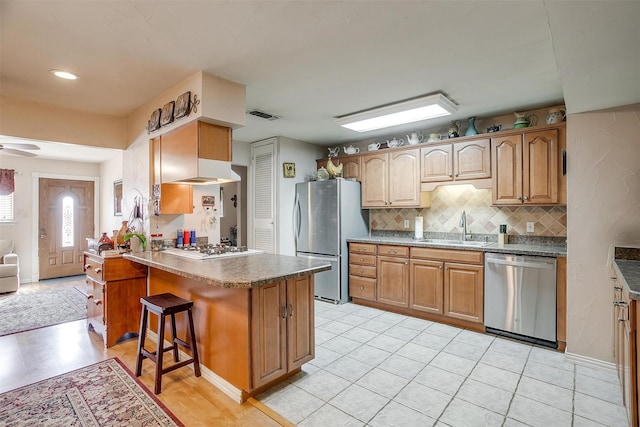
[465,117,479,136]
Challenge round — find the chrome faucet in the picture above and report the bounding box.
[459,210,470,241]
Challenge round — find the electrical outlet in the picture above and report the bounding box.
[526,222,535,233]
[403,220,410,229]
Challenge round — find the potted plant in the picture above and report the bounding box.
[123,233,147,253]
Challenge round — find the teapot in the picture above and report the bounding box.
[514,112,537,129]
[406,132,424,145]
[343,145,360,155]
[368,142,381,151]
[546,108,566,124]
[328,147,340,157]
[427,133,442,142]
[386,138,404,148]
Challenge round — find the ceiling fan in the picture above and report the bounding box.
[0,143,40,157]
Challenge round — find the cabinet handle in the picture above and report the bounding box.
[523,196,529,200]
[449,174,453,178]
[517,196,523,200]
[282,305,288,319]
[289,304,294,318]
[614,286,622,291]
[93,299,102,306]
[404,262,408,265]
[360,286,364,290]
[445,267,449,271]
[84,264,91,269]
[454,173,459,177]
[359,269,364,274]
[94,268,102,273]
[439,266,443,270]
[359,257,364,262]
[87,294,93,300]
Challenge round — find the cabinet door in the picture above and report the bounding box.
[342,157,361,181]
[151,134,193,214]
[409,259,444,315]
[491,136,523,205]
[251,281,287,388]
[389,149,421,207]
[377,256,409,308]
[421,144,453,182]
[286,276,315,371]
[87,278,105,335]
[454,139,491,180]
[361,153,388,207]
[443,263,484,324]
[523,129,558,204]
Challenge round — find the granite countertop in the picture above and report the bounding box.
[347,236,567,257]
[124,251,331,289]
[614,247,640,300]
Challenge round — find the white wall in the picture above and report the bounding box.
[566,103,640,362]
[99,152,125,237]
[276,137,324,255]
[0,155,100,283]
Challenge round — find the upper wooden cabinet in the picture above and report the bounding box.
[361,148,429,208]
[151,136,194,215]
[161,120,232,183]
[421,139,491,183]
[492,128,560,205]
[317,156,361,181]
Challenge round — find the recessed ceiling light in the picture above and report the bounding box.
[50,69,79,80]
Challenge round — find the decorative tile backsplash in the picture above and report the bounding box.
[369,185,567,237]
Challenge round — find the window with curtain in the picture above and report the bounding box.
[0,169,14,222]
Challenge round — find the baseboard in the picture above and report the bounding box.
[145,330,245,403]
[565,350,616,373]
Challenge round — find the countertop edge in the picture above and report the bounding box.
[614,259,640,301]
[124,252,332,289]
[346,237,567,257]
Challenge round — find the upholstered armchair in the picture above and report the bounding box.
[0,240,19,293]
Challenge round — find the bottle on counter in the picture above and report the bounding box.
[183,230,190,247]
[177,229,184,248]
[190,230,197,247]
[498,224,507,246]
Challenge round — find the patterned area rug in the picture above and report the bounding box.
[0,287,87,336]
[0,358,183,426]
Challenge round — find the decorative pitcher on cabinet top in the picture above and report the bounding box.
[406,132,424,145]
[448,120,461,138]
[546,108,566,124]
[513,112,537,129]
[328,147,340,157]
[343,145,360,155]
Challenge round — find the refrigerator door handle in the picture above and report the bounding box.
[293,192,300,251]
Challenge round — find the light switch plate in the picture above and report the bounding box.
[404,220,410,229]
[526,222,535,232]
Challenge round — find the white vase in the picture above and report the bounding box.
[130,236,143,253]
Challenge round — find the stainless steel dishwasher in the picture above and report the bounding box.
[484,253,557,345]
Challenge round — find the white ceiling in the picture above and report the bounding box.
[0,1,638,162]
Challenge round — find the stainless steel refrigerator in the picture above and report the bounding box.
[294,179,369,304]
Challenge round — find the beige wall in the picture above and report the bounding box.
[566,103,640,363]
[0,155,100,282]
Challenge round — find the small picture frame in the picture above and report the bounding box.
[201,195,215,207]
[148,108,161,132]
[283,162,296,178]
[175,91,191,119]
[160,101,175,126]
[113,179,123,216]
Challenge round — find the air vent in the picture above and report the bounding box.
[248,110,280,121]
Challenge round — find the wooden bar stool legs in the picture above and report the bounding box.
[135,293,201,394]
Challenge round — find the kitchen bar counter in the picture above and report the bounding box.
[124,251,331,288]
[347,236,567,257]
[614,246,640,301]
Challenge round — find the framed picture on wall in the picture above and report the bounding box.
[283,162,295,178]
[148,108,161,133]
[175,91,191,119]
[160,101,175,126]
[113,179,123,216]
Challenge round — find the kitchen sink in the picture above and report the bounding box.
[414,239,491,248]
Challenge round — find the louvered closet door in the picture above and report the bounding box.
[251,140,277,253]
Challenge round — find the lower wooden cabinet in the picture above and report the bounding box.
[377,245,410,308]
[84,252,148,348]
[409,259,444,315]
[443,262,484,324]
[251,276,314,389]
[349,243,377,301]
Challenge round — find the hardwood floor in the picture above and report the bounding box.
[0,281,287,427]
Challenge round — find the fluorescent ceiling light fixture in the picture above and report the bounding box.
[50,69,79,80]
[335,93,457,132]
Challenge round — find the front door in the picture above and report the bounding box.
[39,178,94,279]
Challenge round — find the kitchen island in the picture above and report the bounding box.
[124,251,331,403]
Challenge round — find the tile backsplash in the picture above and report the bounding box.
[369,185,566,237]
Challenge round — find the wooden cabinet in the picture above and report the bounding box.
[410,248,484,325]
[377,245,410,308]
[349,243,377,301]
[84,252,148,348]
[151,136,194,215]
[251,276,314,389]
[361,149,428,208]
[421,139,491,183]
[317,156,361,181]
[492,129,559,205]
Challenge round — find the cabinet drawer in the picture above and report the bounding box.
[410,247,483,265]
[378,245,410,257]
[350,243,377,255]
[87,279,105,325]
[349,253,377,266]
[84,257,105,282]
[349,276,376,300]
[349,264,377,278]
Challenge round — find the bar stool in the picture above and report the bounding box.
[135,293,201,394]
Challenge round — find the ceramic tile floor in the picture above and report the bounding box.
[258,300,627,427]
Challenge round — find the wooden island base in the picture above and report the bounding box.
[146,267,315,403]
